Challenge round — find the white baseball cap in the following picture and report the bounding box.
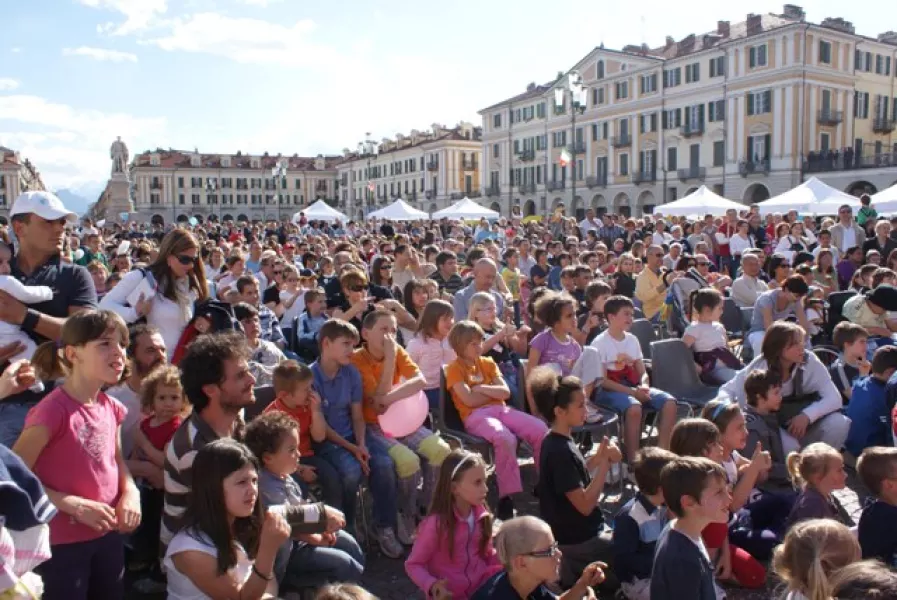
[10,191,78,223]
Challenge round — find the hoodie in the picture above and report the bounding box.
[743,404,791,491]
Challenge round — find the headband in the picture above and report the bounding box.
[450,453,474,481]
[710,400,731,422]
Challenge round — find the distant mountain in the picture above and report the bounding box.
[54,188,96,216]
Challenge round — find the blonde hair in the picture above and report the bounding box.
[468,292,502,331]
[772,519,860,600]
[786,442,842,488]
[139,364,185,412]
[493,516,552,570]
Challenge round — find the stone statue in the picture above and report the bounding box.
[110,136,129,178]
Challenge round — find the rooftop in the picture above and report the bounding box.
[132,150,343,171]
[341,122,482,162]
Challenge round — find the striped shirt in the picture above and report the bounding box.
[160,412,222,556]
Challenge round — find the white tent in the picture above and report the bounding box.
[756,176,861,216]
[871,183,897,214]
[432,197,500,220]
[367,198,429,221]
[653,186,746,217]
[292,200,348,224]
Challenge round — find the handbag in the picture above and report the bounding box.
[776,357,820,428]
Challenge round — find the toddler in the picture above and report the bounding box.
[0,241,53,366]
[682,288,741,385]
[772,519,860,600]
[785,442,850,528]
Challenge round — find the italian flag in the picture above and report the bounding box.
[559,147,572,167]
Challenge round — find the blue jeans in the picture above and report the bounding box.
[314,434,397,532]
[299,454,343,511]
[36,532,124,600]
[595,387,675,413]
[0,402,31,448]
[278,531,365,590]
[424,388,440,413]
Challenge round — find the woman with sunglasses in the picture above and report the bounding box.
[101,229,209,359]
[472,516,605,600]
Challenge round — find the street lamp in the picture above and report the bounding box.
[554,70,587,216]
[205,177,218,225]
[357,133,378,218]
[272,161,288,223]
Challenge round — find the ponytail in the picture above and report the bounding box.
[806,553,833,600]
[786,450,804,487]
[31,340,65,381]
[32,309,129,382]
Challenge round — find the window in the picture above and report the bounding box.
[685,63,700,83]
[639,113,657,133]
[749,44,768,68]
[493,144,499,158]
[591,87,605,106]
[640,73,658,94]
[178,194,185,205]
[708,99,725,122]
[749,135,771,162]
[820,132,830,153]
[662,108,682,129]
[819,40,832,65]
[685,104,704,128]
[667,147,677,171]
[874,94,890,119]
[552,131,567,147]
[855,91,870,119]
[615,81,629,100]
[709,56,725,78]
[747,90,772,115]
[619,154,629,176]
[576,160,584,180]
[596,61,605,79]
[713,141,725,166]
[536,102,546,118]
[596,157,608,179]
[663,68,682,88]
[493,113,502,128]
[639,150,656,174]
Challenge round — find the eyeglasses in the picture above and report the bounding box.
[686,262,696,268]
[348,284,369,293]
[380,264,392,270]
[525,542,560,558]
[273,270,283,275]
[175,254,197,266]
[697,261,710,267]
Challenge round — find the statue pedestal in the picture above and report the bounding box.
[102,177,133,223]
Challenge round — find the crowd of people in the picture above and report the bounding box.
[4,188,897,599]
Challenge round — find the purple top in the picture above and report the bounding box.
[531,330,582,376]
[837,259,858,290]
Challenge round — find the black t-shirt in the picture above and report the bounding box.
[537,432,603,545]
[859,499,897,568]
[650,528,716,600]
[612,272,636,298]
[472,571,556,600]
[336,284,394,339]
[262,283,280,307]
[530,264,549,286]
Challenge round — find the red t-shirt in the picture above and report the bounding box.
[140,414,184,451]
[264,398,314,456]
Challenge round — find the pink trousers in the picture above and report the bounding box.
[464,404,548,497]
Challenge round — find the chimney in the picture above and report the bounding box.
[717,20,730,37]
[677,34,696,55]
[665,36,675,48]
[821,17,855,35]
[879,31,897,44]
[526,82,536,92]
[782,4,805,20]
[746,14,762,36]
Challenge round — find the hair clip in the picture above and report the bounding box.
[450,453,474,481]
[710,400,731,421]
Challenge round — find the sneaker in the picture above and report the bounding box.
[374,527,404,559]
[585,402,604,424]
[396,511,417,545]
[497,496,515,521]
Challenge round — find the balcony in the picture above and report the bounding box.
[450,192,464,200]
[485,185,500,197]
[873,117,896,133]
[610,134,632,148]
[426,161,439,171]
[817,109,844,126]
[632,170,657,184]
[803,151,897,173]
[586,175,607,188]
[677,166,707,181]
[150,181,162,190]
[519,149,535,161]
[572,141,586,154]
[518,183,536,194]
[468,190,482,199]
[461,159,477,171]
[738,159,770,176]
[680,121,704,138]
[546,180,565,191]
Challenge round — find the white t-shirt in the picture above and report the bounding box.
[683,322,727,353]
[589,330,643,381]
[280,289,306,327]
[841,226,856,252]
[164,529,252,600]
[106,381,141,458]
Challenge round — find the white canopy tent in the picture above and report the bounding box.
[431,197,500,220]
[653,186,746,217]
[367,198,429,221]
[292,200,348,223]
[756,176,861,216]
[871,183,897,214]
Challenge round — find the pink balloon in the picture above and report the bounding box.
[378,389,429,438]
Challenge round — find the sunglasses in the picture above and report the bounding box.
[273,270,283,275]
[175,254,197,266]
[348,284,369,293]
[525,542,560,558]
[380,264,392,270]
[697,262,710,266]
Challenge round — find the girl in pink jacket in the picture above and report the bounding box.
[406,450,502,600]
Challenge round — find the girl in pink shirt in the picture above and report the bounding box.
[406,299,456,412]
[406,450,502,600]
[13,310,141,600]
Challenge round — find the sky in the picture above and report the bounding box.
[0,0,889,198]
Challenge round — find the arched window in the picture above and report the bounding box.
[596,61,605,79]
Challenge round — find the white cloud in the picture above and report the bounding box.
[76,0,168,35]
[10,47,21,54]
[63,46,138,63]
[0,78,19,91]
[0,95,166,190]
[235,0,283,5]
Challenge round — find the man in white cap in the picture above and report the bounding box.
[0,191,98,447]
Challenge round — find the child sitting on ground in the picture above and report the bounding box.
[612,447,677,600]
[785,442,851,528]
[772,519,860,600]
[445,320,548,521]
[856,446,897,567]
[405,450,502,600]
[682,288,742,385]
[742,369,792,491]
[263,360,341,511]
[845,346,897,456]
[830,560,897,600]
[650,457,731,600]
[829,322,871,403]
[531,366,622,591]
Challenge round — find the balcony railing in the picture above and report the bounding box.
[150,181,162,190]
[461,159,477,171]
[677,166,707,181]
[518,183,536,194]
[572,141,586,154]
[803,151,897,173]
[485,185,500,197]
[739,159,770,176]
[680,121,704,137]
[873,117,896,133]
[450,192,464,200]
[610,134,632,148]
[519,149,535,161]
[632,170,657,184]
[546,180,566,191]
[817,109,844,125]
[426,161,438,171]
[586,175,608,188]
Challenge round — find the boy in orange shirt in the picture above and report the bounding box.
[263,360,342,511]
[351,309,451,545]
